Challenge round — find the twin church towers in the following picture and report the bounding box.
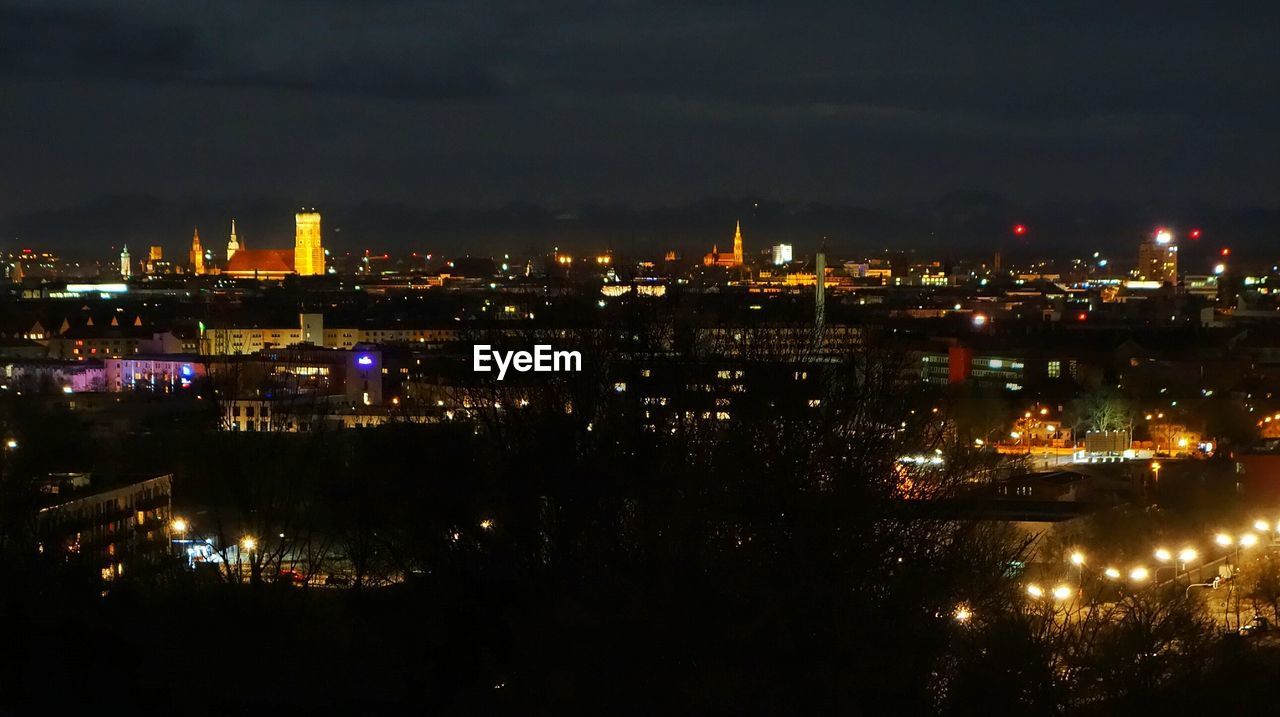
[144,209,326,279]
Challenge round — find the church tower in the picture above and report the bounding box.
[732,220,744,265]
[294,209,324,276]
[120,245,132,279]
[227,218,240,261]
[189,228,204,275]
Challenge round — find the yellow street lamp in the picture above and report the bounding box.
[1178,548,1198,563]
[1215,533,1233,548]
[953,605,973,623]
[1052,585,1073,601]
[1069,551,1085,566]
[1241,533,1259,548]
[170,518,187,535]
[1104,567,1122,580]
[1026,584,1044,599]
[240,536,257,553]
[1255,520,1271,533]
[1130,567,1150,583]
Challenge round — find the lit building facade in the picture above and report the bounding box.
[1136,230,1178,285]
[703,221,745,267]
[294,210,325,276]
[189,228,204,275]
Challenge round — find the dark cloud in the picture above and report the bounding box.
[0,0,1276,237]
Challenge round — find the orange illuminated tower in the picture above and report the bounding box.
[294,210,324,276]
[732,220,744,265]
[189,228,204,275]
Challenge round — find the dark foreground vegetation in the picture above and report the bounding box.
[4,335,1280,715]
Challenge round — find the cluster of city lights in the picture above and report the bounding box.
[1022,519,1280,602]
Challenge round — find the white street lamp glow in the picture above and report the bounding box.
[1069,551,1085,566]
[1255,520,1271,533]
[1215,533,1233,547]
[1104,567,1121,579]
[1241,533,1259,548]
[1154,548,1172,562]
[1178,548,1198,563]
[1130,567,1150,583]
[1026,584,1044,599]
[1052,585,1073,601]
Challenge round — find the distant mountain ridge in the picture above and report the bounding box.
[2,194,1277,264]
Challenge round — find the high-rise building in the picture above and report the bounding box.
[120,245,131,279]
[1137,229,1178,285]
[189,228,204,275]
[227,218,240,262]
[771,243,793,265]
[293,210,324,276]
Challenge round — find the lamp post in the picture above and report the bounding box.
[1069,550,1086,585]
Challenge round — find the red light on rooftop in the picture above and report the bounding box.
[1189,228,1202,239]
[1012,224,1028,236]
[1222,248,1231,257]
[1078,312,1088,321]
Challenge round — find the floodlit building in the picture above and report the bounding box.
[189,228,204,275]
[771,243,793,265]
[703,221,745,267]
[223,210,325,279]
[226,218,240,261]
[1136,229,1178,285]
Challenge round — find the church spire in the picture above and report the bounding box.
[732,220,744,265]
[227,218,240,261]
[190,227,205,275]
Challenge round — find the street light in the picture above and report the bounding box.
[1215,533,1233,547]
[953,605,973,623]
[1255,520,1271,533]
[1154,548,1172,563]
[1241,533,1260,548]
[240,536,257,553]
[1130,567,1150,583]
[1052,585,1073,601]
[1104,567,1122,580]
[1069,551,1085,567]
[1026,584,1044,599]
[170,518,187,535]
[1178,548,1198,563]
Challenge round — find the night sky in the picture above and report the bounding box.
[2,1,1278,252]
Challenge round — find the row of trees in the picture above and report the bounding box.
[2,315,1278,713]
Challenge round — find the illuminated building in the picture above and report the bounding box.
[222,210,325,279]
[189,228,204,275]
[770,243,793,265]
[104,355,203,392]
[1136,229,1178,285]
[227,218,241,261]
[36,474,173,581]
[212,347,383,430]
[294,210,325,276]
[120,245,131,279]
[198,313,460,355]
[703,221,745,267]
[147,245,163,274]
